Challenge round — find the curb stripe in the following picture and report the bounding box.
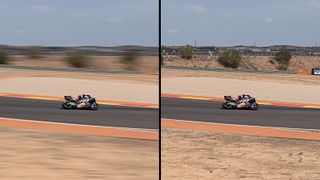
[0,93,158,109]
[162,119,320,141]
[0,75,31,80]
[161,93,320,109]
[0,117,158,141]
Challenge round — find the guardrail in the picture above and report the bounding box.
[162,47,320,56]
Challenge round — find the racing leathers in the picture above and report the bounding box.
[235,95,250,108]
[75,95,90,109]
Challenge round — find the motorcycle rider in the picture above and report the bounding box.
[76,95,82,101]
[235,94,250,108]
[75,94,90,109]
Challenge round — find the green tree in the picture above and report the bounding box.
[121,51,138,70]
[66,51,90,68]
[217,51,241,68]
[161,55,164,65]
[26,46,42,59]
[0,52,9,64]
[274,51,292,70]
[180,45,194,60]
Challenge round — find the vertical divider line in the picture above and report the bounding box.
[158,0,162,179]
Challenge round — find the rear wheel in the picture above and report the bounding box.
[62,102,74,109]
[222,102,234,109]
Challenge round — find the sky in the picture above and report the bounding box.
[162,0,320,46]
[0,0,158,46]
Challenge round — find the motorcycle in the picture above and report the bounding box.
[62,95,99,110]
[222,95,259,111]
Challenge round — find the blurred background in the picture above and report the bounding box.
[0,45,158,73]
[0,1,159,179]
[0,0,158,73]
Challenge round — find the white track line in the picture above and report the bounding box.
[0,117,158,132]
[162,118,320,133]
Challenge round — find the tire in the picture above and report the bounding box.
[90,103,99,111]
[62,102,74,109]
[222,102,234,109]
[250,103,259,111]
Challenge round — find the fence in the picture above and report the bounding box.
[162,46,320,57]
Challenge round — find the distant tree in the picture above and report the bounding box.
[274,51,292,70]
[121,51,138,70]
[180,45,194,60]
[161,55,164,65]
[0,52,9,64]
[217,51,241,68]
[26,46,42,59]
[66,51,90,68]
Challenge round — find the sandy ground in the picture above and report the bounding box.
[162,128,320,180]
[0,126,158,180]
[9,55,158,73]
[0,67,158,104]
[163,55,320,73]
[162,68,320,104]
[0,67,158,83]
[0,77,158,104]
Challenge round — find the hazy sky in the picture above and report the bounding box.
[162,0,320,46]
[0,0,158,46]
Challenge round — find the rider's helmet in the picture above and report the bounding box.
[78,95,82,100]
[238,95,242,100]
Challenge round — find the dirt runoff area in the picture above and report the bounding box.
[0,126,158,180]
[163,55,320,73]
[162,128,320,180]
[162,68,320,85]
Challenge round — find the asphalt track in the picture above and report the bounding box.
[162,97,320,130]
[0,97,159,130]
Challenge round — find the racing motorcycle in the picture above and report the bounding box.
[222,95,259,111]
[62,95,99,110]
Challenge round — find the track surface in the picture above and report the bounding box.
[162,97,320,130]
[0,97,158,130]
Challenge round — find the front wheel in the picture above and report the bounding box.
[250,103,259,111]
[90,103,99,111]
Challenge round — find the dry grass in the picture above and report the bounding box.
[163,55,320,73]
[0,126,158,180]
[162,68,320,86]
[9,55,158,73]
